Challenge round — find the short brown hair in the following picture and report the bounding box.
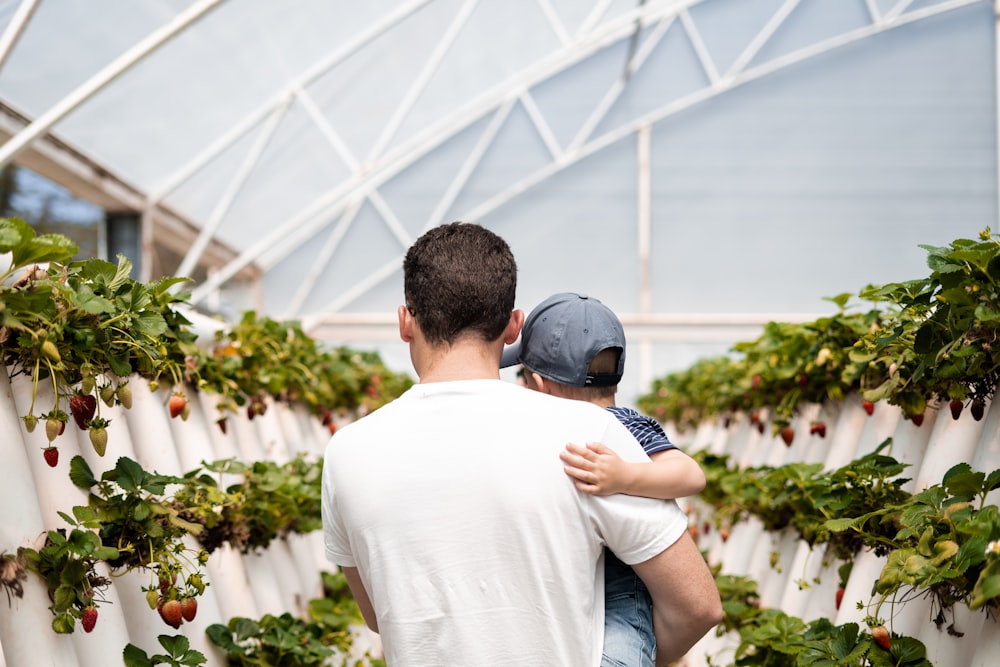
[403,222,517,345]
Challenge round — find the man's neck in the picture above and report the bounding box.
[416,341,503,383]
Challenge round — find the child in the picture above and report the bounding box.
[502,292,706,667]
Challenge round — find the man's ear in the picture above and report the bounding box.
[504,309,525,344]
[398,305,414,343]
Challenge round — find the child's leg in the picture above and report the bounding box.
[602,552,656,667]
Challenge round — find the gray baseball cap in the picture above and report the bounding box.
[501,292,625,387]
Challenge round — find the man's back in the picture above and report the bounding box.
[322,379,687,666]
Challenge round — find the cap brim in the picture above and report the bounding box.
[500,341,522,369]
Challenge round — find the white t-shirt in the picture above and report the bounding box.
[322,379,687,667]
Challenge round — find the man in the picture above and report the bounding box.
[321,222,721,666]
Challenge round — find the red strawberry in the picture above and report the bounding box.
[862,400,875,416]
[321,410,333,426]
[180,597,198,622]
[809,422,827,438]
[797,373,808,390]
[217,417,228,434]
[749,411,760,425]
[779,425,794,447]
[950,399,963,420]
[756,421,765,435]
[751,374,762,390]
[157,598,183,628]
[328,421,338,435]
[871,625,890,650]
[69,392,97,430]
[911,412,925,427]
[972,400,985,421]
[835,588,844,610]
[43,446,58,467]
[719,527,730,543]
[81,605,98,633]
[168,393,187,419]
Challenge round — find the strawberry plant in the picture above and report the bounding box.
[711,571,931,666]
[1,218,198,455]
[19,524,118,633]
[173,455,323,554]
[123,634,206,667]
[854,229,1000,420]
[3,218,414,459]
[206,570,381,667]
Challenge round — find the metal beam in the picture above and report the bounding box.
[0,0,40,74]
[0,0,226,170]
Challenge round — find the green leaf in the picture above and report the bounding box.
[51,612,75,634]
[69,456,97,489]
[206,624,240,652]
[94,546,120,561]
[0,217,32,251]
[158,633,190,657]
[971,560,1000,609]
[122,643,153,667]
[133,310,168,339]
[891,636,928,663]
[114,457,146,493]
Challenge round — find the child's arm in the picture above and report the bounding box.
[559,442,706,499]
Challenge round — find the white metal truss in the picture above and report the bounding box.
[187,0,986,317]
[0,0,992,356]
[0,0,227,170]
[0,0,39,75]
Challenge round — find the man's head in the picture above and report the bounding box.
[402,222,517,346]
[501,292,625,400]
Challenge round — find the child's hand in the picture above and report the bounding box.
[560,442,630,495]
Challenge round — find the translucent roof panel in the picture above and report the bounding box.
[0,0,995,404]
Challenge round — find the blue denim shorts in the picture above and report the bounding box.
[602,550,655,667]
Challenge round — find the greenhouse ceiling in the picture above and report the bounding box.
[0,0,996,396]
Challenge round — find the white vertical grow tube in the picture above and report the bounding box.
[0,367,81,667]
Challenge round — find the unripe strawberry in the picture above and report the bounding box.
[45,417,62,442]
[23,414,37,433]
[117,383,133,410]
[100,384,116,407]
[40,340,61,363]
[89,426,108,457]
